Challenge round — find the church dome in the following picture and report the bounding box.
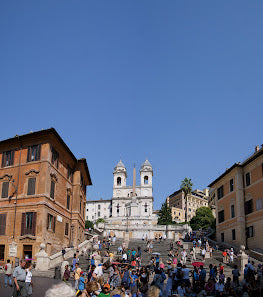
[114,160,127,172]
[141,159,153,172]
[116,160,125,168]
[141,159,152,168]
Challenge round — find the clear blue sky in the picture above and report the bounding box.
[1,1,262,209]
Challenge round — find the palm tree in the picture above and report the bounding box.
[180,177,193,223]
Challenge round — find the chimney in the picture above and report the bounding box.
[255,145,260,152]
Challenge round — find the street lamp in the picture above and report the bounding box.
[70,225,75,248]
[8,179,19,239]
[126,207,129,233]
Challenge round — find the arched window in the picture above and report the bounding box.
[144,176,148,184]
[145,203,148,213]
[117,177,121,186]
[117,203,120,216]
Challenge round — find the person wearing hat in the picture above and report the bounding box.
[98,283,110,297]
[77,271,87,295]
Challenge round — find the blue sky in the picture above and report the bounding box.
[1,1,262,209]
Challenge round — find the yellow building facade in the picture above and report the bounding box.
[208,145,263,250]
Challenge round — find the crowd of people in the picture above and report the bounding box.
[2,234,263,297]
[59,236,263,297]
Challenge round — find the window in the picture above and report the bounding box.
[221,233,224,242]
[65,222,69,236]
[47,214,56,232]
[117,177,121,186]
[231,205,235,218]
[218,210,225,223]
[51,147,59,168]
[98,205,101,210]
[27,145,41,162]
[246,226,254,238]
[245,199,253,215]
[256,198,262,211]
[50,180,55,199]
[245,172,251,187]
[27,178,36,195]
[66,195,70,210]
[117,204,120,216]
[0,214,7,235]
[144,176,148,184]
[145,203,148,213]
[80,202,82,214]
[0,245,5,261]
[1,150,14,167]
[67,166,73,183]
[1,182,9,198]
[217,186,224,200]
[21,212,37,236]
[98,211,100,217]
[229,179,234,192]
[232,229,236,240]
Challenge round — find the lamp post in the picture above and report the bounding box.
[8,179,18,239]
[70,225,74,248]
[12,139,22,239]
[126,207,129,233]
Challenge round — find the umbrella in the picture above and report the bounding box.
[192,262,204,267]
[152,252,161,256]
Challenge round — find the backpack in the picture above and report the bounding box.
[121,270,130,288]
[176,268,184,280]
[194,271,199,281]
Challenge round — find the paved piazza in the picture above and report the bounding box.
[0,274,62,297]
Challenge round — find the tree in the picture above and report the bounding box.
[180,177,193,222]
[85,220,94,229]
[190,207,215,231]
[158,202,173,225]
[96,218,106,224]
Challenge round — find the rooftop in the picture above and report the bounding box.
[0,128,92,185]
[208,145,263,187]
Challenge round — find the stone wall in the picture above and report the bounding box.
[103,223,191,240]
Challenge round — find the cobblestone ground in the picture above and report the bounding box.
[0,273,69,297]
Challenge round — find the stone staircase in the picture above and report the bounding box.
[68,236,257,283]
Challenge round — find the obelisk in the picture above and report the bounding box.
[132,163,136,198]
[130,164,137,217]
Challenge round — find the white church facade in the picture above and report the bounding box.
[86,159,157,224]
[86,159,191,240]
[111,159,155,220]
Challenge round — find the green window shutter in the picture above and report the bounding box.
[1,182,9,198]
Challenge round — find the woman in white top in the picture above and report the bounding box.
[25,262,33,297]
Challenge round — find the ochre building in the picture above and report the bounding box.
[166,189,208,222]
[208,145,263,250]
[0,128,92,265]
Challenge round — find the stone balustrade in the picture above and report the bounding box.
[35,236,97,271]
